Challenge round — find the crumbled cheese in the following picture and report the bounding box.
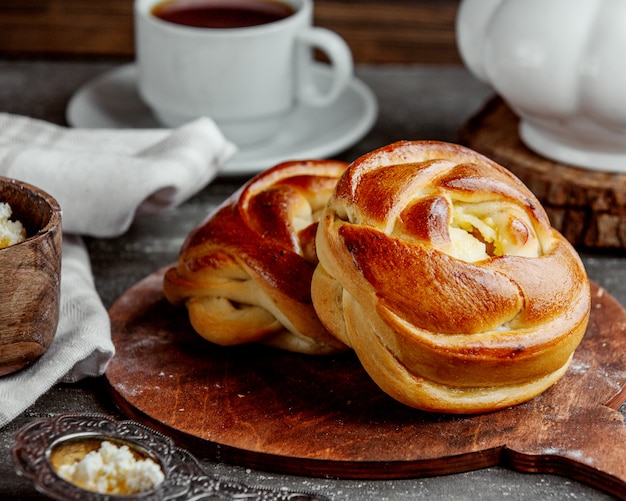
[447,202,541,261]
[56,440,165,495]
[448,225,489,262]
[0,202,26,249]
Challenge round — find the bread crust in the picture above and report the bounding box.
[164,160,349,355]
[311,141,591,413]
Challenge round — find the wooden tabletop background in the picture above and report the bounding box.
[0,0,462,64]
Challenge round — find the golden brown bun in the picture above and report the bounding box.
[311,140,591,413]
[164,160,349,355]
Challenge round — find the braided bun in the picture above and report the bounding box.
[164,160,349,355]
[311,141,590,413]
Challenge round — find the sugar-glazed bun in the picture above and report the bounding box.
[311,140,590,413]
[164,160,349,355]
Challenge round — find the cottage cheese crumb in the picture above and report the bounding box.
[0,202,26,249]
[56,440,165,495]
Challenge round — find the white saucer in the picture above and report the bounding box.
[66,63,378,174]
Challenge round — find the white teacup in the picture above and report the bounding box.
[135,0,354,145]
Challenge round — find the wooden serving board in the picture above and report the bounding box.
[106,268,626,499]
[459,96,626,249]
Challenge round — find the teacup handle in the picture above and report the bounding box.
[296,27,354,107]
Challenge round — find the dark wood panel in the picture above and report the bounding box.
[0,0,135,58]
[0,0,462,63]
[315,1,460,64]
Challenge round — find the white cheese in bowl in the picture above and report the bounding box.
[0,202,26,249]
[56,440,165,495]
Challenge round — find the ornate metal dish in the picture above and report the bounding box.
[12,414,329,500]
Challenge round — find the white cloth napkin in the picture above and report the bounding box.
[0,112,236,427]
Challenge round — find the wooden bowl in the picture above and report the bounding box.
[0,177,62,376]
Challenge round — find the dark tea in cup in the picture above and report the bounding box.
[152,0,295,28]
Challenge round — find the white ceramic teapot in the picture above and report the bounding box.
[456,0,626,172]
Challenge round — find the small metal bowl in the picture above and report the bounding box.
[0,176,62,376]
[12,414,330,501]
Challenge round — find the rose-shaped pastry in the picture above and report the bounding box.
[164,160,349,355]
[311,141,590,413]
